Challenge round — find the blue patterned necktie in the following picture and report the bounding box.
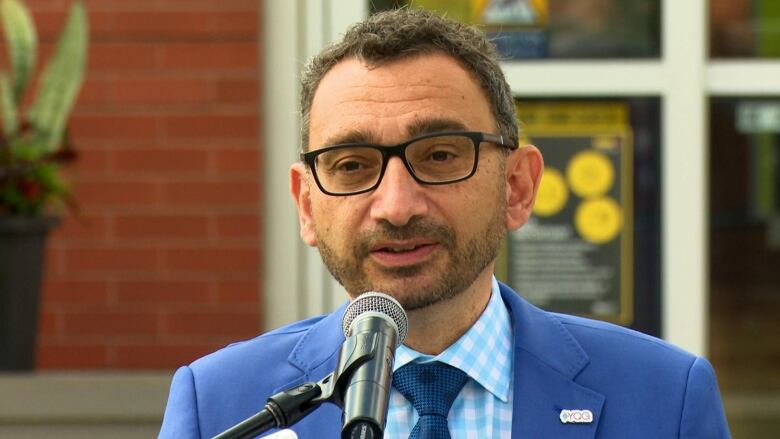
[392,361,469,439]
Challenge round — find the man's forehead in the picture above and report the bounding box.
[309,54,493,148]
[313,55,472,102]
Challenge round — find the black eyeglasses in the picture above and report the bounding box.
[300,131,517,196]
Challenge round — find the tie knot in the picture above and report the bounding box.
[392,361,469,418]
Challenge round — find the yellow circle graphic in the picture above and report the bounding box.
[575,197,622,244]
[567,150,615,199]
[533,167,568,217]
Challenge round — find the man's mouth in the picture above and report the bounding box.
[369,241,438,266]
[377,243,427,253]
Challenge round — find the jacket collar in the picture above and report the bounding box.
[277,302,347,391]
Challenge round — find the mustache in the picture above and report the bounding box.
[353,217,455,258]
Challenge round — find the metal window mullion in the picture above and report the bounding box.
[661,0,708,356]
[263,0,305,330]
[504,62,666,95]
[708,61,780,95]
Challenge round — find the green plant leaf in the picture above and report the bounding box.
[10,136,43,161]
[0,0,37,104]
[0,72,18,136]
[27,0,88,152]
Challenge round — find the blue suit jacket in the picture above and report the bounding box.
[160,283,730,438]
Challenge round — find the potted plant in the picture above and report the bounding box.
[0,0,87,370]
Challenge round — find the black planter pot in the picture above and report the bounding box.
[0,215,59,370]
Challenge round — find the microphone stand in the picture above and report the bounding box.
[213,331,383,439]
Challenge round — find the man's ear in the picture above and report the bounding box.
[505,145,544,230]
[290,162,318,246]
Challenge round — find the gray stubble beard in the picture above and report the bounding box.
[314,181,507,311]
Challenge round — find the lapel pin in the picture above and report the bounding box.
[559,409,594,424]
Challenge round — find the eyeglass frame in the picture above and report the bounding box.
[299,131,518,196]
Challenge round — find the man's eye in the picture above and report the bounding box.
[429,150,455,162]
[337,160,365,172]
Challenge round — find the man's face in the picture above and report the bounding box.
[291,53,538,310]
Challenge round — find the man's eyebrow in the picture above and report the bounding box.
[321,118,468,147]
[407,118,468,138]
[322,130,381,147]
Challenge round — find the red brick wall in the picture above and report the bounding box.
[27,0,263,369]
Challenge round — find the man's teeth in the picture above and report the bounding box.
[384,245,418,253]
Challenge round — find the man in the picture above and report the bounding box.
[160,8,729,438]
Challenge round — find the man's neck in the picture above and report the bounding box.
[401,270,494,355]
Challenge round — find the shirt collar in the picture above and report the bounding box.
[393,276,513,402]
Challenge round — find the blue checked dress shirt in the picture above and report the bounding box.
[384,277,514,438]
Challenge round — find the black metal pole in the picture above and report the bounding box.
[212,407,277,439]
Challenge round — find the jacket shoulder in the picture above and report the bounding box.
[553,312,695,367]
[190,313,328,375]
[552,313,729,437]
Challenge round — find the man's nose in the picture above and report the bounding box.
[369,157,429,227]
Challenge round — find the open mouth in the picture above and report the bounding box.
[370,241,437,266]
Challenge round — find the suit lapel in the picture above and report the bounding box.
[267,303,348,438]
[501,284,605,438]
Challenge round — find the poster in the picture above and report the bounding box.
[504,102,634,324]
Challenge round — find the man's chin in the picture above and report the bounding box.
[359,279,456,311]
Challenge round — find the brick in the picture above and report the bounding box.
[213,11,258,38]
[43,245,63,275]
[77,79,114,105]
[70,114,158,140]
[37,344,109,369]
[69,147,110,174]
[74,181,161,207]
[215,79,258,104]
[99,11,212,38]
[24,1,67,11]
[41,279,110,304]
[89,43,157,71]
[112,148,209,173]
[113,78,212,105]
[164,180,258,206]
[114,214,208,239]
[164,114,258,139]
[214,148,259,173]
[30,11,67,40]
[116,279,211,304]
[114,343,216,369]
[80,0,155,12]
[216,279,259,303]
[161,43,257,70]
[156,0,257,12]
[215,213,259,238]
[63,310,159,336]
[87,11,117,36]
[37,311,59,337]
[165,247,259,272]
[165,310,259,337]
[53,212,109,241]
[64,246,159,271]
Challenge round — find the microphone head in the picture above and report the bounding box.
[342,292,408,345]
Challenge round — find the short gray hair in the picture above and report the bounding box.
[299,8,517,151]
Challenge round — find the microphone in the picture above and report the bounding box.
[338,292,408,439]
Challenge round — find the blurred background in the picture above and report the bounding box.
[0,0,778,437]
